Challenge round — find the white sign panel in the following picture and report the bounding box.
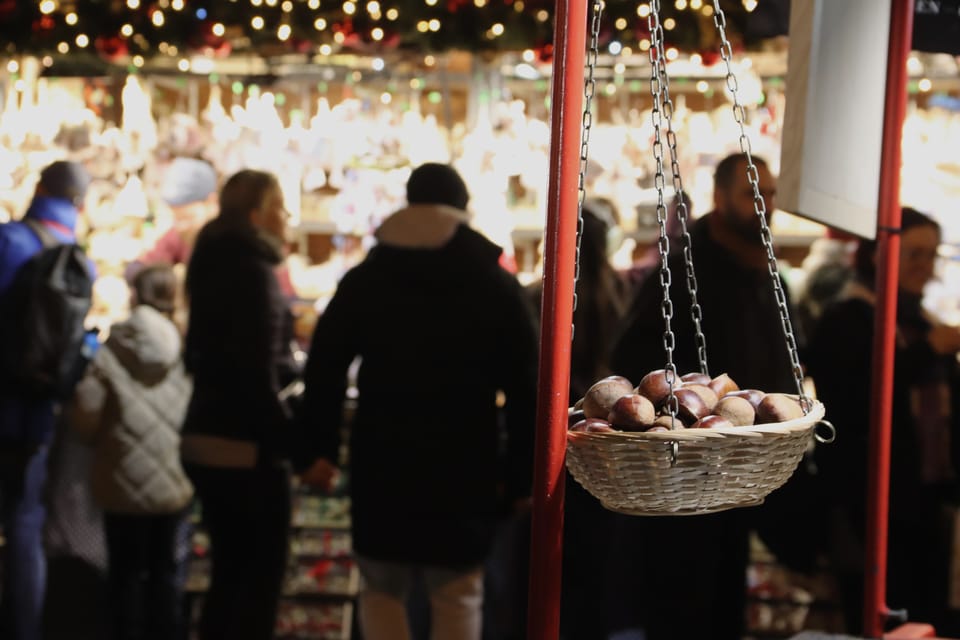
[778,0,891,240]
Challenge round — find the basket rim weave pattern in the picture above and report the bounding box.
[565,400,825,516]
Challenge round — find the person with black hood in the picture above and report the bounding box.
[179,169,298,640]
[298,163,539,640]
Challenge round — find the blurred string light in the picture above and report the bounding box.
[18,0,765,60]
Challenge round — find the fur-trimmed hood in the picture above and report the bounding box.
[374,204,471,249]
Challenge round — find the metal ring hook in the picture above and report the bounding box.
[669,440,679,467]
[814,420,836,444]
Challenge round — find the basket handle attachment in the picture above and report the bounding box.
[669,440,679,467]
[814,420,837,444]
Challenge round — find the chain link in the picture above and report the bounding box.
[651,1,709,377]
[572,0,604,342]
[648,0,679,426]
[710,0,810,413]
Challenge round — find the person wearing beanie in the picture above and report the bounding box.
[0,160,92,640]
[298,163,539,640]
[127,157,218,280]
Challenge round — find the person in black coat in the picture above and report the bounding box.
[179,169,297,640]
[807,208,960,635]
[608,153,813,640]
[298,163,539,640]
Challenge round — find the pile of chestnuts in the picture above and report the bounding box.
[570,370,805,434]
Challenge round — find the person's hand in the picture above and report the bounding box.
[928,324,960,356]
[299,458,340,493]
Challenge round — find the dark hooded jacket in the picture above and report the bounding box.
[181,218,297,458]
[300,204,539,567]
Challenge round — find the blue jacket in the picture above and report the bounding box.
[0,196,83,446]
[0,196,80,295]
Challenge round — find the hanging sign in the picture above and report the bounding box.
[778,0,891,240]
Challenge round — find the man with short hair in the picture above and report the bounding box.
[609,153,807,640]
[299,163,539,640]
[0,160,92,640]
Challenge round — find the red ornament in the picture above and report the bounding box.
[191,23,232,58]
[32,15,55,32]
[94,36,128,62]
[699,50,720,66]
[291,37,315,55]
[537,43,553,62]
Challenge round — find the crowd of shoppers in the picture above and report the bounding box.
[0,152,957,640]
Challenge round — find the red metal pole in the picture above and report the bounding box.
[864,0,914,635]
[527,0,587,637]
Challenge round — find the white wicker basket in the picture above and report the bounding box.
[565,400,826,516]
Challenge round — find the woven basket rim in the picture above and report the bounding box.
[568,399,825,442]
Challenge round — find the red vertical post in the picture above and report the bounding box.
[526,0,587,637]
[864,0,914,635]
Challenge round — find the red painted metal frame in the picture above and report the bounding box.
[526,0,587,636]
[864,0,915,635]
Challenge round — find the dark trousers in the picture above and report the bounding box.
[187,463,291,640]
[0,445,50,640]
[609,508,751,640]
[103,510,187,640]
[560,476,615,640]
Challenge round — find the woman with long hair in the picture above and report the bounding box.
[808,207,960,635]
[179,170,297,640]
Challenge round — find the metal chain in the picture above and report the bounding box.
[648,0,679,426]
[651,0,709,377]
[572,0,604,342]
[711,0,810,413]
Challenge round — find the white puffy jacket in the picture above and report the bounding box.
[70,305,193,514]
